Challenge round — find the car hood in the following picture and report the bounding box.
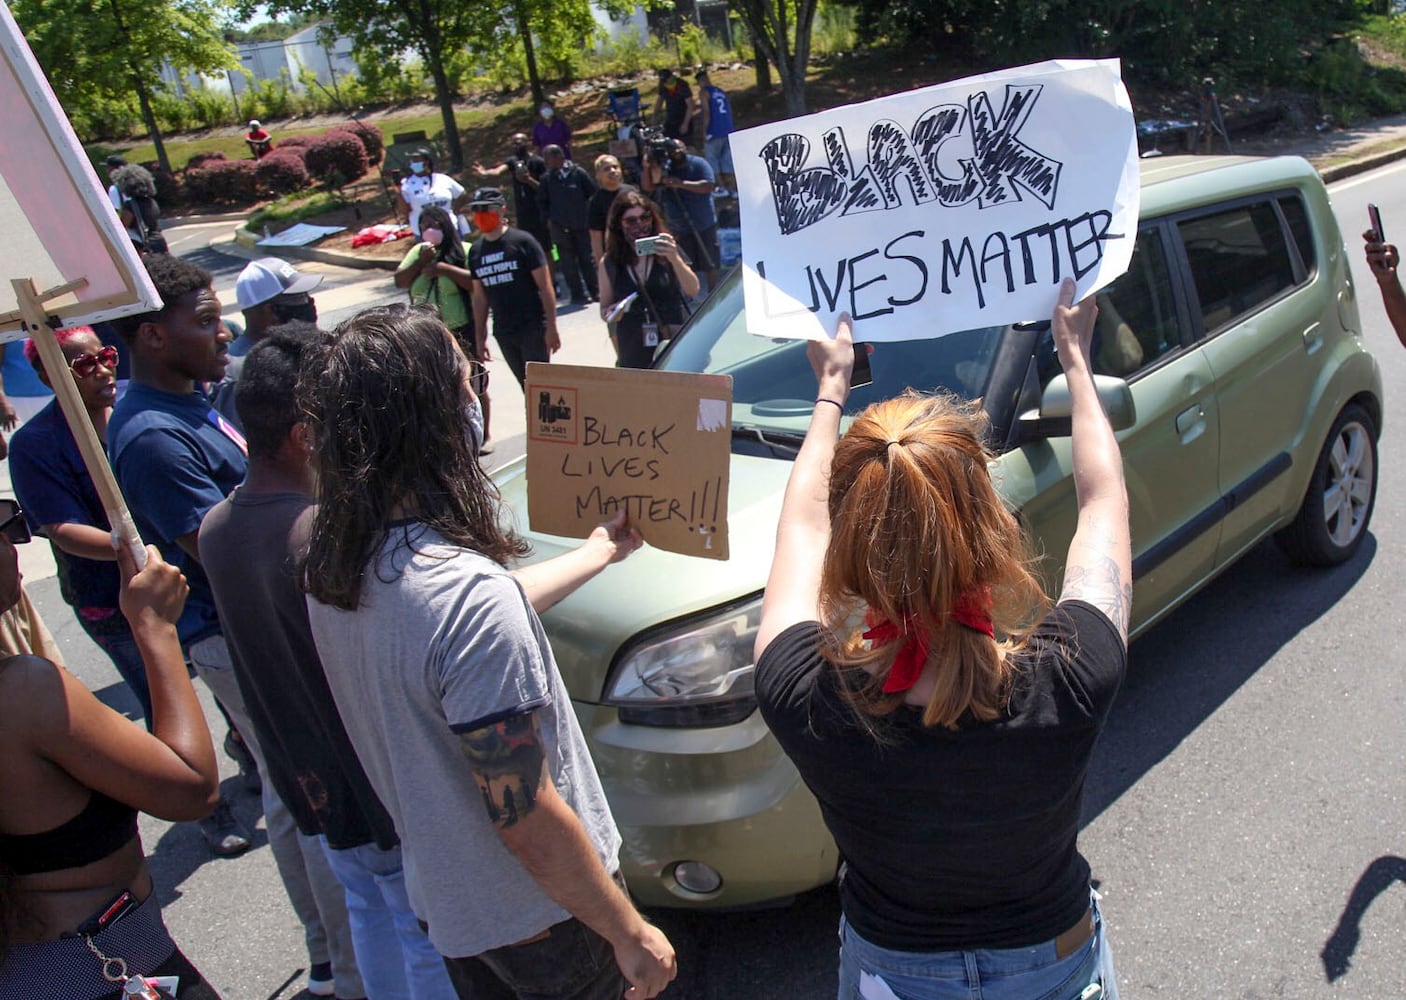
[494,452,791,702]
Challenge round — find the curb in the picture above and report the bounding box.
[230,227,398,271]
[1317,144,1406,183]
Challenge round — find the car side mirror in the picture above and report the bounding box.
[1015,374,1137,441]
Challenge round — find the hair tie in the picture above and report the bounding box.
[885,440,900,450]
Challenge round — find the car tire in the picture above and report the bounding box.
[1275,403,1378,567]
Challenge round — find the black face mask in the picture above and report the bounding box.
[274,299,318,325]
[513,145,530,158]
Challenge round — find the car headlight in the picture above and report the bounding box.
[602,596,761,728]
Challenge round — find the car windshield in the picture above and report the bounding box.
[656,269,1005,436]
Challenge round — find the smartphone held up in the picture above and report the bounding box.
[1369,203,1386,244]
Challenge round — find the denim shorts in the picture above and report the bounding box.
[837,893,1117,1000]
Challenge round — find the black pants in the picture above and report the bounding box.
[549,222,597,301]
[442,915,625,1000]
[494,319,551,387]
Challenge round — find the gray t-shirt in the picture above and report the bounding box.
[304,522,622,959]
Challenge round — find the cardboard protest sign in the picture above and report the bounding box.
[525,364,733,560]
[0,3,160,337]
[730,58,1139,342]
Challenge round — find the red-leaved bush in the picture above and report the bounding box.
[329,122,384,166]
[184,151,228,170]
[304,131,369,186]
[254,150,310,195]
[184,159,257,205]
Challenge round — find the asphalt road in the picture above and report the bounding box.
[32,161,1406,999]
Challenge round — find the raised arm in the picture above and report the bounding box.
[754,314,854,659]
[1053,278,1132,642]
[32,544,218,820]
[1363,229,1406,350]
[656,233,700,299]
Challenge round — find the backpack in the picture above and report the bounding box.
[111,164,166,252]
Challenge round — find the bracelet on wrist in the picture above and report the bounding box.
[815,397,845,413]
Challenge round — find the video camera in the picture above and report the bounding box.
[638,125,679,167]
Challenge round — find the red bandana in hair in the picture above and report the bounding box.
[862,588,995,693]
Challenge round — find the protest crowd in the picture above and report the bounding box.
[4,48,1404,1000]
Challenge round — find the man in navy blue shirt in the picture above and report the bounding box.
[109,254,365,999]
[641,139,719,293]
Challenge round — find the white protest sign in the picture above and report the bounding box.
[0,2,160,337]
[731,59,1139,342]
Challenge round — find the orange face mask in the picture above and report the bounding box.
[473,211,501,232]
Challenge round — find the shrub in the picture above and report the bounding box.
[254,150,310,195]
[185,151,228,170]
[329,122,384,165]
[304,130,369,186]
[141,161,177,196]
[275,134,314,147]
[184,159,258,205]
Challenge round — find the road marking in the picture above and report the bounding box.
[1329,158,1406,193]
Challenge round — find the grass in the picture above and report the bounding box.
[247,190,346,231]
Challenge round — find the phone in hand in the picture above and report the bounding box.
[850,343,873,389]
[1370,203,1386,243]
[634,236,661,256]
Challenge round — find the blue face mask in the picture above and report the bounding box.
[410,162,428,175]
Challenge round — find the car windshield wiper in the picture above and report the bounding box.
[732,424,804,456]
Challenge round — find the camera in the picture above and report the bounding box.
[638,125,677,166]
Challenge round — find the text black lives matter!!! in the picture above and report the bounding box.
[754,84,1124,319]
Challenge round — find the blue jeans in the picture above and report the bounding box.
[320,839,457,1000]
[837,895,1117,1000]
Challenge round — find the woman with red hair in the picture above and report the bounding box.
[754,279,1129,999]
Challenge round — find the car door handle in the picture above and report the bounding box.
[1175,403,1205,437]
[1303,321,1323,355]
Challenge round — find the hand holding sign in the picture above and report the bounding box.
[731,59,1139,343]
[525,364,733,560]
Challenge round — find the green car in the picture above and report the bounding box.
[494,154,1383,909]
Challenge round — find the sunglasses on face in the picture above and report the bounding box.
[0,500,31,545]
[69,346,120,379]
[620,213,652,227]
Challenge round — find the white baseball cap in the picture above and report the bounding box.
[235,257,323,311]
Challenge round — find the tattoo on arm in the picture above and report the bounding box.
[1060,555,1132,641]
[458,711,547,829]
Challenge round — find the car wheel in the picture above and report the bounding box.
[1275,403,1378,567]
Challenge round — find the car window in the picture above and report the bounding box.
[1279,195,1315,274]
[1035,226,1183,385]
[656,269,1005,433]
[1178,199,1299,334]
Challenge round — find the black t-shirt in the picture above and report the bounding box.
[756,601,1125,952]
[469,227,548,330]
[199,490,399,850]
[661,80,693,140]
[505,153,547,227]
[588,184,634,235]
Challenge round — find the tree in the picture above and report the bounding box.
[729,0,819,117]
[247,0,501,171]
[13,0,236,170]
[487,0,636,111]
